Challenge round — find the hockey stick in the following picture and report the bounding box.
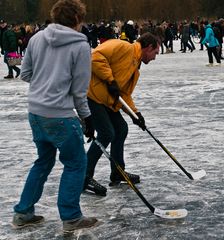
[94,138,188,219]
[119,96,206,180]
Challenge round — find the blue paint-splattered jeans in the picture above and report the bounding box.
[14,113,87,221]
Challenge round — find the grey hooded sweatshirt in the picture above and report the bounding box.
[21,23,91,119]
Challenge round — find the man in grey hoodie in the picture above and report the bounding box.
[12,0,98,232]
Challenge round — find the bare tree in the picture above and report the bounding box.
[1,0,223,24]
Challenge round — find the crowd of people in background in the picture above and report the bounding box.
[1,18,224,60]
[77,18,224,60]
[0,19,52,79]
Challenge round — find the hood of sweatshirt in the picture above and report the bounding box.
[43,23,87,47]
[205,24,212,29]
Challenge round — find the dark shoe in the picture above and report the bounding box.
[4,75,13,79]
[83,177,107,196]
[63,216,98,232]
[109,171,140,186]
[12,213,44,229]
[15,69,20,78]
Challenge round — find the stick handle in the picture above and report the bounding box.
[119,96,194,180]
[119,96,138,119]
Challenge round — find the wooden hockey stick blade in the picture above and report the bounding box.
[188,169,206,180]
[154,208,188,219]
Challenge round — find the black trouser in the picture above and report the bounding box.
[86,98,128,178]
[164,39,173,51]
[207,47,221,63]
[182,41,192,52]
[217,43,223,59]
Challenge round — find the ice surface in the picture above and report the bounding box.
[0,40,224,239]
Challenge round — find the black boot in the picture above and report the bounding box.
[4,75,14,79]
[15,69,21,78]
[83,177,107,196]
[109,171,140,186]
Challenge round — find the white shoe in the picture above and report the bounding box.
[206,63,214,67]
[214,63,221,66]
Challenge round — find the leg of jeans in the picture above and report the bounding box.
[56,118,87,221]
[86,99,115,178]
[109,111,128,174]
[14,114,57,214]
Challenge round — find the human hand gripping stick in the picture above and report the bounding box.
[106,80,120,99]
[130,112,146,131]
[83,115,95,143]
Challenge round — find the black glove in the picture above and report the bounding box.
[131,112,146,131]
[106,80,120,98]
[83,115,95,142]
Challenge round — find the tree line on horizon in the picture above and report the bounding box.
[1,0,224,24]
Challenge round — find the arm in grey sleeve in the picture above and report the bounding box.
[20,43,33,83]
[71,44,91,119]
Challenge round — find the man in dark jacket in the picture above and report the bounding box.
[0,20,20,79]
[212,19,224,59]
[0,19,7,54]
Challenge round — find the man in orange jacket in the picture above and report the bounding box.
[84,32,160,196]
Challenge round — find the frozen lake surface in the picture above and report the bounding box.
[0,40,224,240]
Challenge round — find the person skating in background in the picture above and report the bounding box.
[202,20,221,67]
[0,20,20,79]
[212,19,224,60]
[83,32,160,196]
[12,0,98,232]
[199,21,206,50]
[164,22,174,53]
[98,21,115,44]
[124,20,137,43]
[0,19,7,54]
[18,24,35,56]
[181,20,194,53]
[154,23,165,54]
